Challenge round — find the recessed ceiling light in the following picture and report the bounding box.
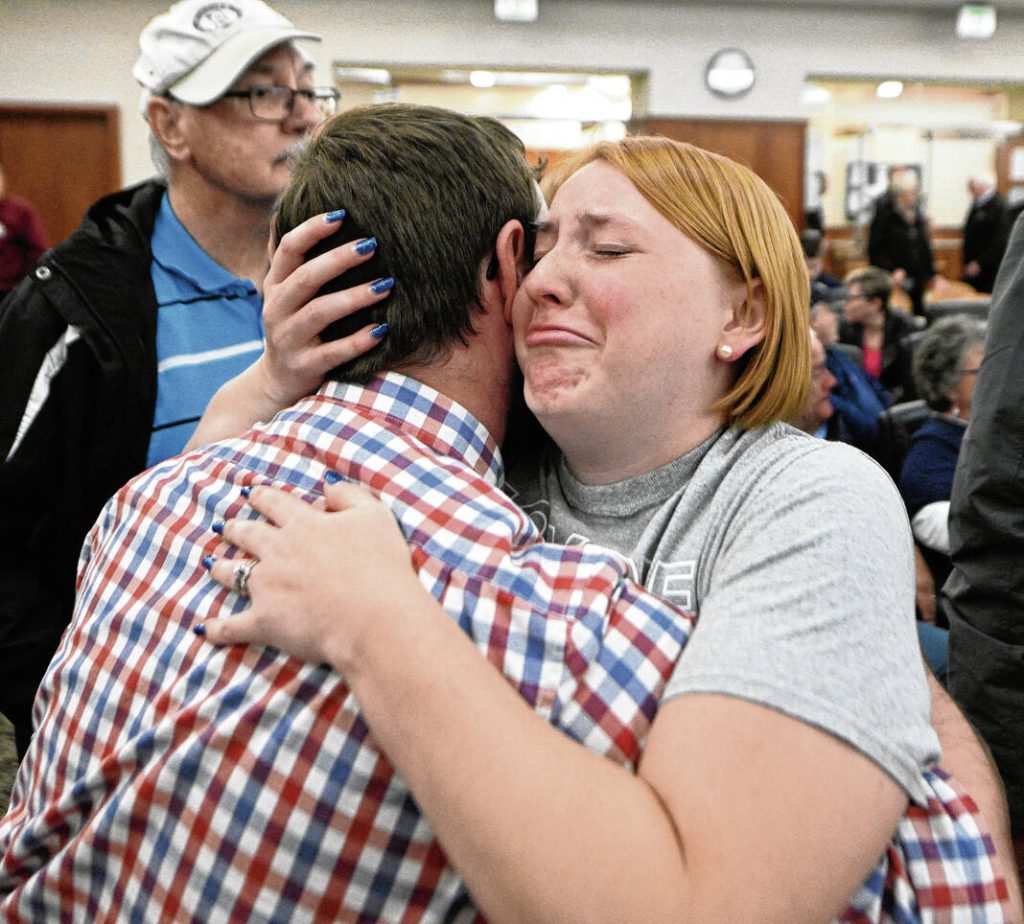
[801,83,831,106]
[333,67,391,86]
[495,0,538,22]
[876,80,904,99]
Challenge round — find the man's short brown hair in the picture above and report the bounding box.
[275,103,538,382]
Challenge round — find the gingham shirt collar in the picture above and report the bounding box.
[317,371,503,486]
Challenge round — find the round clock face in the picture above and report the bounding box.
[705,48,756,99]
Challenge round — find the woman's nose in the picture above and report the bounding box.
[521,247,573,308]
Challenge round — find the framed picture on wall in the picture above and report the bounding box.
[844,161,922,222]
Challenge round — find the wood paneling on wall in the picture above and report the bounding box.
[634,118,806,232]
[0,105,122,246]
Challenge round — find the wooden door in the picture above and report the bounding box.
[0,104,121,246]
[635,117,806,232]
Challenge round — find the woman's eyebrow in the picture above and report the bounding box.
[577,212,641,233]
[531,213,641,240]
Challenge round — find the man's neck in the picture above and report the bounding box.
[396,360,512,449]
[167,180,273,288]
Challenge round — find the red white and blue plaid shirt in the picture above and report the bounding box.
[0,373,1011,922]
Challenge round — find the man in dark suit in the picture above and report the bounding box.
[962,173,1009,295]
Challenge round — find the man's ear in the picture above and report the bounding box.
[719,277,768,362]
[146,96,190,163]
[486,219,526,325]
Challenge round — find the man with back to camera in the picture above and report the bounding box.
[0,0,337,757]
[0,102,692,921]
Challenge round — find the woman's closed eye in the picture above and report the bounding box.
[591,244,631,258]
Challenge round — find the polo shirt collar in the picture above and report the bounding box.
[150,192,257,295]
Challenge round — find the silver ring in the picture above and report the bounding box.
[233,559,258,598]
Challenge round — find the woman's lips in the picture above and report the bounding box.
[523,325,595,348]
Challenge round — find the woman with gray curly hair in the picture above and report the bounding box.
[899,314,987,560]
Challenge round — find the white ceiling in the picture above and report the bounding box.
[651,0,1024,10]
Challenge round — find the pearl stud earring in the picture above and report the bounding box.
[718,344,734,359]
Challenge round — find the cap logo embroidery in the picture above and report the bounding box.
[193,3,243,31]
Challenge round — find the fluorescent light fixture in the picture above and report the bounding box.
[801,83,831,107]
[586,75,631,99]
[876,80,904,99]
[956,3,996,39]
[333,67,391,85]
[495,0,538,22]
[469,71,497,88]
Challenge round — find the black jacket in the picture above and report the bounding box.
[962,192,1009,295]
[0,180,165,731]
[839,307,919,402]
[946,213,1024,839]
[868,199,935,313]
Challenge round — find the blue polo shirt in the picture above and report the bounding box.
[147,194,264,467]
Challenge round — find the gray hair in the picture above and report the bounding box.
[913,315,987,411]
[148,132,171,180]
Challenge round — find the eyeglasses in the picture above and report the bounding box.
[221,86,340,121]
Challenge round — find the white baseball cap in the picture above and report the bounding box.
[133,0,321,107]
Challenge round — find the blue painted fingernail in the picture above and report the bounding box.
[212,520,225,535]
[370,276,394,295]
[324,470,344,484]
[202,554,216,570]
[240,485,251,498]
[370,322,389,339]
[193,623,207,637]
[354,236,377,256]
[326,209,346,223]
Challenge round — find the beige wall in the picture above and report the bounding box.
[2,0,1024,185]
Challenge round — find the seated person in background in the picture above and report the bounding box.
[900,315,987,578]
[840,265,918,401]
[800,227,842,303]
[789,328,838,438]
[810,299,892,453]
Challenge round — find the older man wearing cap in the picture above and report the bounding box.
[0,0,336,758]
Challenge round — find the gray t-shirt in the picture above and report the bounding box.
[507,422,939,805]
